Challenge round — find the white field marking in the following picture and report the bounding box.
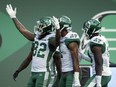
[106,38,116,41]
[101,28,116,32]
[109,48,116,51]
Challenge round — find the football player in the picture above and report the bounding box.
[55,15,81,87]
[6,4,61,87]
[82,19,111,87]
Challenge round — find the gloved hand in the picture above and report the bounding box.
[74,72,81,87]
[6,4,17,18]
[13,70,19,81]
[52,16,60,30]
[95,75,102,87]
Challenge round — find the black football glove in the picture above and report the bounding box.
[13,71,19,81]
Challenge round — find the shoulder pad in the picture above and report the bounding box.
[66,32,80,39]
[65,32,80,46]
[90,36,104,45]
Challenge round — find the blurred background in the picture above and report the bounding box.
[0,0,116,87]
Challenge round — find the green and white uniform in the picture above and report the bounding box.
[59,31,80,87]
[27,33,55,87]
[84,35,111,87]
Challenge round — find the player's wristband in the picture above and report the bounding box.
[95,75,102,85]
[74,72,81,86]
[74,72,79,78]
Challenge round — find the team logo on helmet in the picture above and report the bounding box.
[34,16,53,36]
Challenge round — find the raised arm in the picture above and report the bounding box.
[6,4,34,41]
[51,16,60,48]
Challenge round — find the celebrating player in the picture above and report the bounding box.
[6,4,61,87]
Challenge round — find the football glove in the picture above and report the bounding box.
[13,70,19,81]
[95,75,102,87]
[52,16,60,30]
[74,72,81,87]
[6,4,16,18]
